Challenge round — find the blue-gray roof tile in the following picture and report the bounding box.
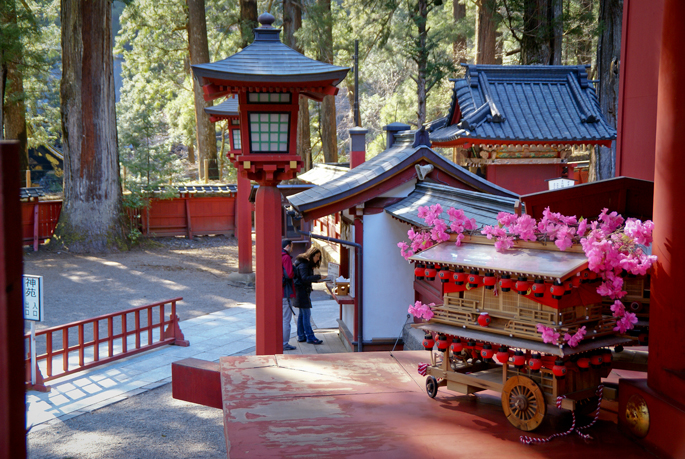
[430,64,617,145]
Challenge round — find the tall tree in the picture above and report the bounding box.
[55,0,124,252]
[453,0,467,63]
[1,0,29,184]
[239,0,258,49]
[592,0,621,180]
[283,0,313,170]
[519,0,562,65]
[475,0,498,64]
[187,0,218,179]
[318,0,338,163]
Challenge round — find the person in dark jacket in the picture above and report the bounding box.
[293,246,324,344]
[282,239,296,351]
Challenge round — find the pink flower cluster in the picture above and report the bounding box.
[398,204,657,340]
[536,323,560,344]
[564,326,587,348]
[408,301,435,320]
[610,300,639,334]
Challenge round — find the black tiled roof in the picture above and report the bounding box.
[385,182,518,229]
[430,64,617,145]
[148,185,237,194]
[20,187,45,199]
[192,15,349,88]
[204,95,239,117]
[288,135,518,216]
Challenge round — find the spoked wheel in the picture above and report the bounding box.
[426,375,439,399]
[501,375,547,431]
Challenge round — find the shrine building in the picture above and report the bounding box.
[429,64,617,195]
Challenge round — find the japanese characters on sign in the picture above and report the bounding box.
[23,275,43,322]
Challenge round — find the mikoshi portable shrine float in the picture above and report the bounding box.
[408,236,632,432]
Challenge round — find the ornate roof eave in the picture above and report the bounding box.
[204,96,240,122]
[432,137,613,148]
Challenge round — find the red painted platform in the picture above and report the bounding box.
[218,351,653,458]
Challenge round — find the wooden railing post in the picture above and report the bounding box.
[33,202,39,251]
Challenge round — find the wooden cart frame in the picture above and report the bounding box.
[417,323,628,431]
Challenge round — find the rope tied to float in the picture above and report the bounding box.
[520,384,604,445]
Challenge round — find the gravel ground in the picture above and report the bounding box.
[27,375,228,459]
[23,235,332,458]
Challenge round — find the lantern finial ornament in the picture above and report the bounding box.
[257,12,276,27]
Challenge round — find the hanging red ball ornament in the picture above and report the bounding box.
[467,270,482,288]
[438,270,451,283]
[424,266,437,281]
[528,353,543,372]
[515,277,530,295]
[454,269,467,285]
[577,357,590,371]
[513,350,526,369]
[481,343,494,362]
[572,276,581,288]
[496,346,510,364]
[451,339,463,354]
[500,275,513,292]
[553,359,567,378]
[590,353,604,368]
[437,334,450,352]
[532,279,546,298]
[602,349,613,367]
[422,333,435,351]
[483,273,497,290]
[550,280,565,299]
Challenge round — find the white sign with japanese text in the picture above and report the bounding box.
[327,262,339,283]
[23,275,43,322]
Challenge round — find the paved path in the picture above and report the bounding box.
[26,299,342,433]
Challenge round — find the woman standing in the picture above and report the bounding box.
[293,247,325,344]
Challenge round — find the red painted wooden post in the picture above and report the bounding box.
[185,198,193,240]
[353,214,363,343]
[0,140,25,459]
[33,202,39,251]
[255,185,283,355]
[237,175,253,273]
[93,322,99,361]
[650,0,685,402]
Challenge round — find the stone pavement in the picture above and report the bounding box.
[26,299,342,433]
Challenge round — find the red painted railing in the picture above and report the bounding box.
[25,298,188,387]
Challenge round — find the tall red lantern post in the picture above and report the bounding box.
[193,13,349,354]
[205,95,252,275]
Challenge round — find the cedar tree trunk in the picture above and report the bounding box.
[283,0,312,170]
[414,0,429,125]
[319,0,337,163]
[550,0,562,65]
[239,0,258,49]
[453,0,467,63]
[1,2,29,184]
[592,0,622,181]
[56,0,125,252]
[187,0,218,180]
[475,0,497,64]
[4,60,28,185]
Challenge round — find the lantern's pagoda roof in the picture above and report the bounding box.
[192,13,349,102]
[204,95,239,121]
[409,241,589,281]
[429,64,617,147]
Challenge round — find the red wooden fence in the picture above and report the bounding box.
[21,200,62,251]
[25,297,188,390]
[132,195,236,239]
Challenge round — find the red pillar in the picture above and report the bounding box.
[649,0,685,401]
[0,142,26,458]
[615,0,665,180]
[255,185,283,355]
[236,174,252,274]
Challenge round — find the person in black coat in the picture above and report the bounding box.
[293,246,325,344]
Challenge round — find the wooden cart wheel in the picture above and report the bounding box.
[426,375,439,399]
[501,375,547,431]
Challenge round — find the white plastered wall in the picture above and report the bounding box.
[361,211,415,340]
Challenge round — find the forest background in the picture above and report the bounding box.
[0,0,619,251]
